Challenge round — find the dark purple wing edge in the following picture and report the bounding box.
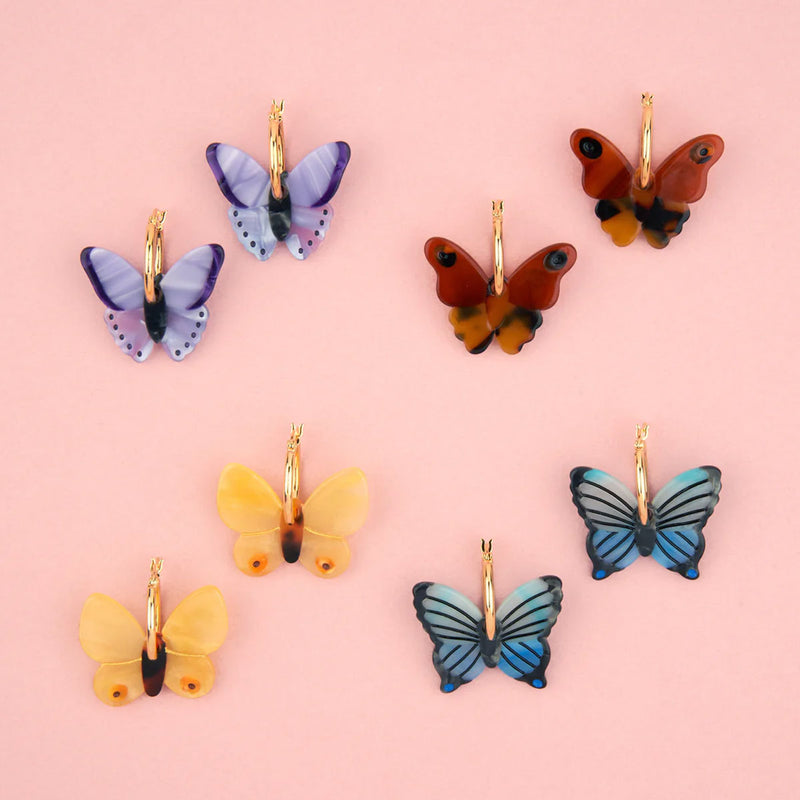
[80,247,124,310]
[206,143,250,209]
[313,141,351,207]
[188,244,225,309]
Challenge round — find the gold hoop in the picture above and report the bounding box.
[491,200,504,296]
[283,423,303,523]
[481,539,496,640]
[269,99,286,199]
[634,423,649,525]
[638,93,654,190]
[146,558,163,660]
[144,209,166,303]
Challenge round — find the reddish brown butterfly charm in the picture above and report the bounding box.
[570,94,724,248]
[425,202,577,354]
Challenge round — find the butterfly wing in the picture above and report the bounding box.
[490,244,578,354]
[497,577,563,688]
[156,245,224,361]
[570,467,641,579]
[161,586,227,699]
[218,464,284,576]
[298,468,368,578]
[81,247,144,311]
[103,308,154,362]
[206,144,278,260]
[79,593,146,706]
[206,143,269,208]
[654,135,725,205]
[412,582,486,692]
[82,248,153,361]
[424,237,492,354]
[636,135,725,248]
[285,141,350,208]
[281,142,350,261]
[651,466,722,579]
[569,130,639,246]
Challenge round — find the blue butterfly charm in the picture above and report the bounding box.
[413,542,562,693]
[570,425,722,580]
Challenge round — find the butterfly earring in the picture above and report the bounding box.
[413,540,563,693]
[570,93,724,248]
[81,209,224,362]
[217,424,368,578]
[206,99,351,261]
[570,424,722,580]
[79,559,228,706]
[425,200,577,354]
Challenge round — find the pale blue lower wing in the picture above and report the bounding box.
[412,582,485,693]
[570,467,640,579]
[497,577,562,687]
[651,467,722,579]
[160,306,208,361]
[227,206,278,261]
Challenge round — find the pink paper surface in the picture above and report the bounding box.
[2,1,798,797]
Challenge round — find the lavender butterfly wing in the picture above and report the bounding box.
[159,245,224,361]
[206,144,277,260]
[284,142,350,261]
[82,247,154,361]
[81,247,144,311]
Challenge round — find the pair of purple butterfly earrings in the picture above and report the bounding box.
[81,94,725,361]
[81,100,350,361]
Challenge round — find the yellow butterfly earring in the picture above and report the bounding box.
[79,558,228,706]
[217,423,369,578]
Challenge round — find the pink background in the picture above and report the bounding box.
[3,0,798,797]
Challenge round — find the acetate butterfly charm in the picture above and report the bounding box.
[425,201,576,354]
[79,560,228,706]
[413,541,562,692]
[570,94,724,248]
[570,424,722,580]
[206,100,350,261]
[217,424,368,579]
[81,209,224,362]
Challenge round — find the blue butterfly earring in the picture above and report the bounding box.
[413,540,563,693]
[81,209,224,362]
[206,99,351,261]
[570,423,722,580]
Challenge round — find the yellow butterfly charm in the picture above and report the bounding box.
[79,559,228,706]
[217,424,369,578]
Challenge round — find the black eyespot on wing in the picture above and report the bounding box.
[436,249,457,268]
[595,199,622,221]
[579,137,602,159]
[544,250,568,271]
[690,142,714,164]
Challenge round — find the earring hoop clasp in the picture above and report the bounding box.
[146,557,163,660]
[481,539,496,639]
[283,423,303,523]
[269,99,286,200]
[638,93,654,190]
[491,200,504,296]
[634,423,649,525]
[144,209,166,303]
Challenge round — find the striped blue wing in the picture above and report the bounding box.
[570,467,640,579]
[497,577,562,688]
[651,467,722,579]
[412,582,485,693]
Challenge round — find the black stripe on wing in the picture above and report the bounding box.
[413,582,486,693]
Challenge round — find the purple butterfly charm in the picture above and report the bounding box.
[206,140,350,261]
[81,243,224,362]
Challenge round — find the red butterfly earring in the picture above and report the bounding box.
[570,93,724,249]
[425,201,577,355]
